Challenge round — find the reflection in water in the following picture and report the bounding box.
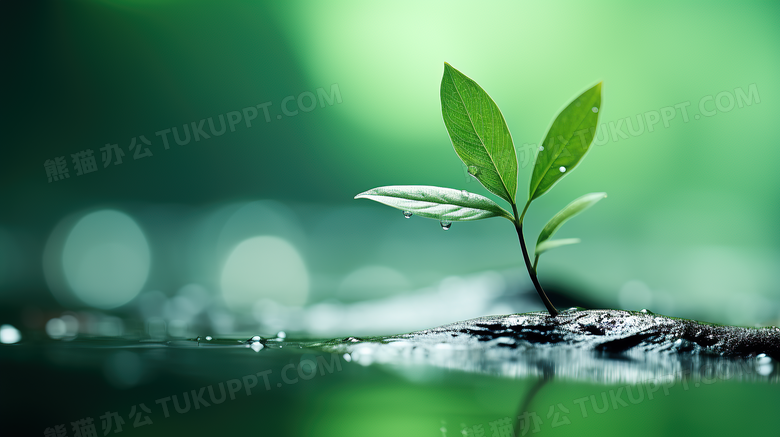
[515,371,550,433]
[322,336,777,384]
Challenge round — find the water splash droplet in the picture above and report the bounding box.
[403,211,413,219]
[592,107,599,113]
[756,353,773,376]
[559,166,566,173]
[467,165,480,176]
[250,342,264,352]
[440,220,452,230]
[343,353,352,362]
[205,336,213,341]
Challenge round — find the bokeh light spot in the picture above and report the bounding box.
[0,324,21,344]
[60,210,150,309]
[221,236,309,309]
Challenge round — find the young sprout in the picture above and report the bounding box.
[356,63,606,317]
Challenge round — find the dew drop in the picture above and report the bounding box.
[276,331,286,339]
[440,220,452,230]
[403,211,413,219]
[250,342,264,352]
[538,146,544,151]
[592,107,599,113]
[250,335,261,341]
[559,166,566,173]
[467,165,480,176]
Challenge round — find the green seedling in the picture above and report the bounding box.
[356,63,606,317]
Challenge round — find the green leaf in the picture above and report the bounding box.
[535,238,581,256]
[355,185,513,222]
[529,83,602,201]
[536,192,606,248]
[440,63,517,205]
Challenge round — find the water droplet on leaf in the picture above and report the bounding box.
[403,211,413,219]
[538,146,544,151]
[467,165,480,176]
[592,107,599,113]
[250,342,264,352]
[440,220,452,230]
[276,331,286,339]
[559,166,566,173]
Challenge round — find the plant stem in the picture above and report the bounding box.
[511,203,559,317]
[518,200,531,223]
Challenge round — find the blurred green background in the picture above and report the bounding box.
[2,0,779,325]
[1,0,779,435]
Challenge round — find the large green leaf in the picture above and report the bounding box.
[536,192,606,248]
[355,185,513,221]
[440,63,517,205]
[529,83,602,201]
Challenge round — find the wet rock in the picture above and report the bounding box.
[321,309,780,384]
[410,309,780,357]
